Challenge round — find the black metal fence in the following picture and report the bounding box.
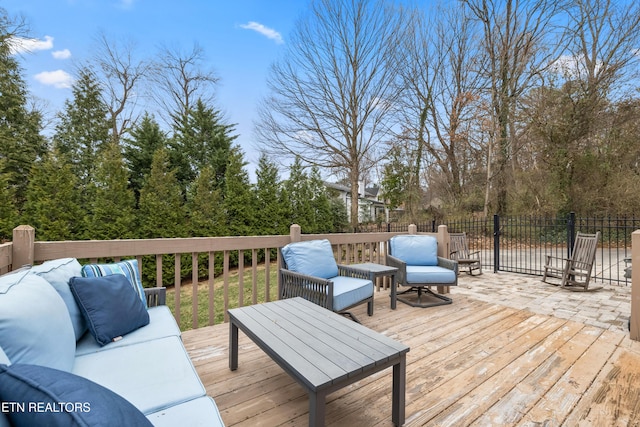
[365,213,640,286]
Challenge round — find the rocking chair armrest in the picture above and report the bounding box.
[468,250,481,258]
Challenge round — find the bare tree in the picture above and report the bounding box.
[92,32,150,144]
[397,5,485,214]
[463,0,564,215]
[256,0,407,229]
[149,43,218,130]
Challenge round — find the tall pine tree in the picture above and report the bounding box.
[123,113,167,205]
[222,146,254,236]
[0,11,46,209]
[88,141,136,239]
[52,67,110,195]
[253,154,288,235]
[23,151,84,241]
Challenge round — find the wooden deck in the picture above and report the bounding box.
[182,282,640,426]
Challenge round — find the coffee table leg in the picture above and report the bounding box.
[309,390,326,427]
[392,355,406,426]
[229,321,238,371]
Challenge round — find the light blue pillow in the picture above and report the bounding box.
[0,363,153,427]
[281,239,339,279]
[70,275,150,347]
[30,258,86,340]
[81,259,147,308]
[390,235,438,266]
[0,270,75,372]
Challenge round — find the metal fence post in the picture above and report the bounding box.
[493,214,500,273]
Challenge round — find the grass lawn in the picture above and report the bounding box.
[165,262,280,331]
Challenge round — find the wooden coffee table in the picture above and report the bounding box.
[228,297,409,426]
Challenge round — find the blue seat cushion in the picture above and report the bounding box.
[146,396,225,427]
[281,239,339,279]
[72,336,206,415]
[0,363,152,427]
[390,235,438,266]
[75,306,180,356]
[329,276,373,312]
[405,266,456,285]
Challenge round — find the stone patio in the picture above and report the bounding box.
[454,271,631,333]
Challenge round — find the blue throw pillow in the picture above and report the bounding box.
[69,275,150,347]
[81,259,147,308]
[0,363,153,427]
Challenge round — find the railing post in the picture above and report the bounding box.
[408,224,417,234]
[12,225,35,269]
[493,214,500,273]
[290,224,301,243]
[437,224,449,259]
[631,230,640,341]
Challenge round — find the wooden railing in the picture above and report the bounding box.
[4,224,450,330]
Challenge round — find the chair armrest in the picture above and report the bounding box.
[279,268,333,311]
[144,287,166,307]
[386,255,407,285]
[337,264,372,281]
[438,257,459,275]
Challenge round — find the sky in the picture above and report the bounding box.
[4,0,310,178]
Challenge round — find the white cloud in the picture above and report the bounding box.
[8,35,54,55]
[52,49,72,60]
[240,21,284,44]
[35,70,74,89]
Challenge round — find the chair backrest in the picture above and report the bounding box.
[280,239,339,279]
[389,235,438,266]
[449,233,469,260]
[570,232,600,272]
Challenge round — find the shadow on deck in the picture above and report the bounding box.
[182,273,640,426]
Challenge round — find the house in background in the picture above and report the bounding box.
[325,182,387,224]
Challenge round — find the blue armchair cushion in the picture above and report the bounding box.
[329,276,373,312]
[405,266,456,284]
[81,259,147,308]
[0,271,75,371]
[0,363,153,427]
[30,258,86,340]
[390,235,438,266]
[281,239,339,279]
[69,275,150,347]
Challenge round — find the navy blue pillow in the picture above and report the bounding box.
[0,363,153,426]
[69,275,150,347]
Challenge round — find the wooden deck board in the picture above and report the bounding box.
[182,287,640,426]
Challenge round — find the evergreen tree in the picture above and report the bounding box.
[88,141,136,239]
[253,154,288,235]
[170,98,237,192]
[52,67,110,193]
[123,113,167,205]
[23,151,84,241]
[283,157,314,231]
[0,13,46,208]
[138,148,186,239]
[0,162,18,240]
[222,146,254,236]
[308,166,333,233]
[187,166,223,238]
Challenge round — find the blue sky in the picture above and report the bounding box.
[5,0,309,177]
